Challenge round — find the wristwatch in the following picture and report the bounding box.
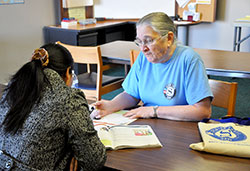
[153,105,159,118]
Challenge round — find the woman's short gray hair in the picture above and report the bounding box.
[137,12,177,40]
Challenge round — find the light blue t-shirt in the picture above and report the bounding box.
[122,45,213,106]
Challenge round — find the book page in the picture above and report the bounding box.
[110,125,163,150]
[97,127,114,149]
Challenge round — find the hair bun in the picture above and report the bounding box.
[31,48,49,67]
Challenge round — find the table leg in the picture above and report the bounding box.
[176,25,189,46]
[185,25,189,46]
[124,64,130,76]
[180,25,189,46]
[233,27,238,51]
[237,27,242,51]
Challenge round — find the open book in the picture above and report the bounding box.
[97,125,163,150]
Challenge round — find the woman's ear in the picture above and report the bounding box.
[167,31,175,47]
[63,67,73,87]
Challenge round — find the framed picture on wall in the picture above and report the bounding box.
[0,0,24,5]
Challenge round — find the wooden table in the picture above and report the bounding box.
[100,40,250,78]
[195,48,250,78]
[105,119,250,171]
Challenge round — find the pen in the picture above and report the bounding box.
[89,105,95,113]
[89,105,101,120]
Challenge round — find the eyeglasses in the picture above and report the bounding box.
[134,34,166,47]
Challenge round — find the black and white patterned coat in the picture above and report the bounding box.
[0,68,106,170]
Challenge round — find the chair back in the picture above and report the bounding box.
[57,41,103,73]
[130,50,140,66]
[57,41,124,101]
[209,79,238,117]
[129,50,144,106]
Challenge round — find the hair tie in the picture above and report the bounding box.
[31,48,49,67]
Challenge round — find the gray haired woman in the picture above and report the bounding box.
[93,12,213,121]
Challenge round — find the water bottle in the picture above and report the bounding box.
[71,70,78,88]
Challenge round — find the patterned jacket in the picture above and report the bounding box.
[0,68,106,170]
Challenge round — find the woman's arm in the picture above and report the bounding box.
[67,91,107,170]
[92,91,139,118]
[124,97,211,121]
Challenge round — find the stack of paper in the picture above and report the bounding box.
[78,18,97,25]
[236,16,250,22]
[61,18,77,28]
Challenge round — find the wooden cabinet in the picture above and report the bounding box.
[44,21,136,46]
[78,32,98,46]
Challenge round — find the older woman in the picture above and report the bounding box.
[0,43,106,170]
[93,12,213,121]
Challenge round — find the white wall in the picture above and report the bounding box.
[0,0,58,83]
[0,0,249,84]
[188,0,250,52]
[94,0,175,19]
[93,0,250,51]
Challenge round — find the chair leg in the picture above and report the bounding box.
[70,157,77,171]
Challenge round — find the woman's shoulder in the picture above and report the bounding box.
[48,85,87,107]
[68,88,87,105]
[176,45,196,55]
[42,69,88,107]
[176,45,201,62]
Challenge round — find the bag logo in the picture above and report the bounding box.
[163,84,176,100]
[205,126,247,141]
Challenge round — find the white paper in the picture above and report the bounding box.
[177,0,191,8]
[193,12,200,21]
[83,0,93,6]
[188,3,196,13]
[63,0,93,8]
[92,110,136,131]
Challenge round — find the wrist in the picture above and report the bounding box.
[153,105,159,118]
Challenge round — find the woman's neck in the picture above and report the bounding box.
[160,44,177,63]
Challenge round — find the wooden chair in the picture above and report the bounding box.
[70,157,77,171]
[129,50,238,117]
[209,79,238,117]
[129,50,144,106]
[58,41,124,101]
[129,49,140,67]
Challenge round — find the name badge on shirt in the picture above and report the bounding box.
[163,83,176,100]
